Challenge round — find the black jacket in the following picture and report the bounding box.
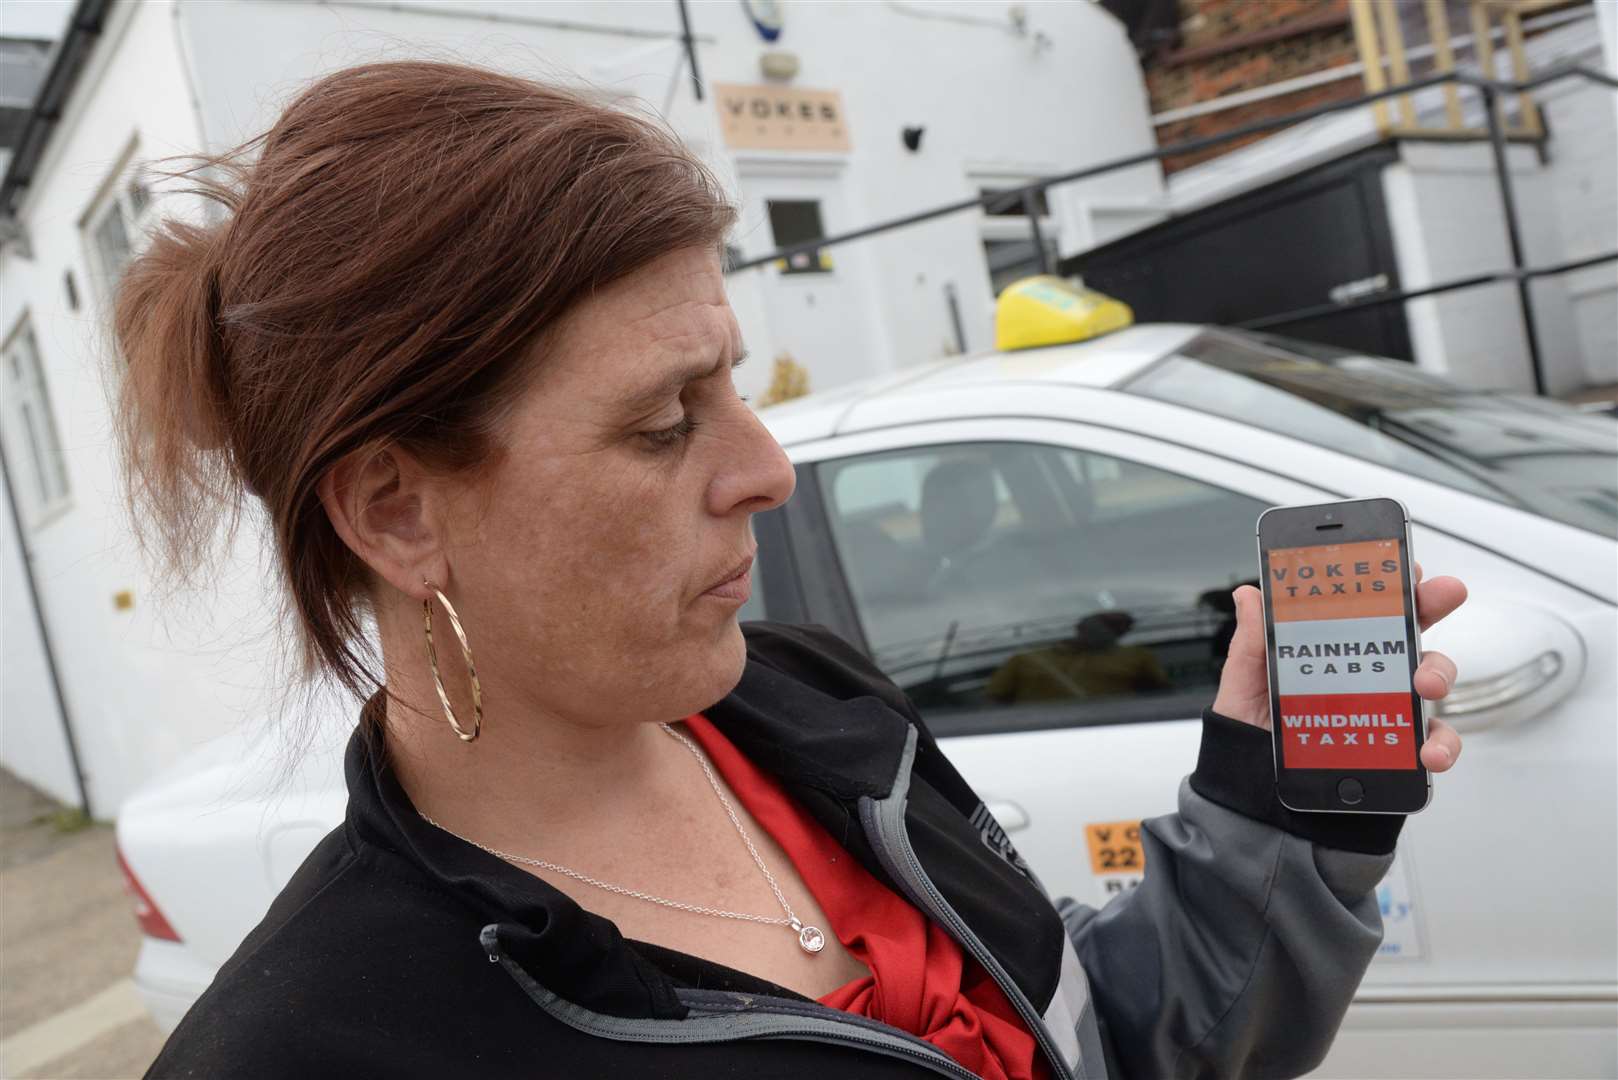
[147,622,1401,1079]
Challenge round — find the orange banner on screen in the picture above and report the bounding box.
[1277,692,1418,769]
[1268,539,1404,622]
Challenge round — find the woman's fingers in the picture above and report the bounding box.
[1415,574,1468,630]
[1410,566,1464,772]
[1421,715,1463,772]
[1413,649,1457,700]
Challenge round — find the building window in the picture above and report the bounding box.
[88,197,135,286]
[767,199,832,275]
[980,186,1050,218]
[83,153,154,297]
[125,174,151,217]
[974,177,1061,297]
[984,237,1060,296]
[2,318,71,523]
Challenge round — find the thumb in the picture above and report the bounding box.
[1212,584,1273,725]
[1228,585,1267,661]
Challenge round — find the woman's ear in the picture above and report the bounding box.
[318,446,450,600]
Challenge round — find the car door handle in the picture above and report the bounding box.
[985,800,1030,832]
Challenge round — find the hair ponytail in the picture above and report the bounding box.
[113,213,244,579]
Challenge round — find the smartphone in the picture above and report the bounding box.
[1256,497,1430,814]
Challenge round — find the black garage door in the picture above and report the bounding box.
[1060,143,1414,361]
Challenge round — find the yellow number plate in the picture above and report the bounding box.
[1085,820,1144,875]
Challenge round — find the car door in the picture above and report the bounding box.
[781,416,1329,908]
[776,412,1617,1078]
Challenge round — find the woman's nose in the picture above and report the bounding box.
[709,406,797,516]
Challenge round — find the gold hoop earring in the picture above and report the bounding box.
[423,580,482,742]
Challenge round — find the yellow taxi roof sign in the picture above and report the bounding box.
[994,276,1133,352]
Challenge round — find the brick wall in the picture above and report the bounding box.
[1146,0,1363,172]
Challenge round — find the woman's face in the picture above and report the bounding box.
[441,246,796,727]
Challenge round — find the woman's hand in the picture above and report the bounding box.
[1211,564,1469,772]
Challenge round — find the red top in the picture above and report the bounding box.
[683,715,1047,1080]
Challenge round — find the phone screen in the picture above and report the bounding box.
[1265,538,1419,771]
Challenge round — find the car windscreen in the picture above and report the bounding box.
[1123,330,1618,539]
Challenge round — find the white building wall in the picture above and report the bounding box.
[0,475,79,804]
[1537,74,1618,389]
[705,0,1156,365]
[1386,14,1613,393]
[173,0,1158,387]
[1383,141,1587,394]
[1601,0,1618,135]
[0,0,295,813]
[1,0,1159,810]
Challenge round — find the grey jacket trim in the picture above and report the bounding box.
[1043,935,1107,1080]
[858,727,1081,1080]
[483,726,1393,1080]
[1058,779,1392,1080]
[479,925,979,1078]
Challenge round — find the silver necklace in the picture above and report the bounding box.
[418,723,827,955]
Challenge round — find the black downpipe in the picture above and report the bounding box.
[0,437,91,817]
[1480,83,1547,396]
[1022,190,1052,276]
[944,282,968,353]
[676,0,703,102]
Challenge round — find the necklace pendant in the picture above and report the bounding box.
[796,924,826,954]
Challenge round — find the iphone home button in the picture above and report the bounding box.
[1337,778,1365,806]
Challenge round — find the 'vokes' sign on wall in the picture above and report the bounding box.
[715,84,850,152]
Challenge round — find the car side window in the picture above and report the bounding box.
[738,508,775,623]
[817,442,1269,734]
[738,565,767,622]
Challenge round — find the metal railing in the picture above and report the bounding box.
[727,64,1618,397]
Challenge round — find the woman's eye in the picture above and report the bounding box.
[641,415,700,450]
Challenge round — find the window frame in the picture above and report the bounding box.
[972,172,1061,297]
[765,198,834,276]
[739,500,811,626]
[1,315,73,528]
[783,415,1332,737]
[80,137,154,304]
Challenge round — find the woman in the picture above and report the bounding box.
[119,62,1466,1080]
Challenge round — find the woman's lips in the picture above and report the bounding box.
[702,556,753,603]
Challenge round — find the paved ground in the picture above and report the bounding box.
[0,768,164,1079]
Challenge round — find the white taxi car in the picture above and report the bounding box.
[118,322,1618,1078]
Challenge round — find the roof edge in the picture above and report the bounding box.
[0,0,113,225]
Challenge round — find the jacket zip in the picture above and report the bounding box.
[480,925,980,1079]
[858,727,1080,1080]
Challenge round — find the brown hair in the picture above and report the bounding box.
[114,61,736,698]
